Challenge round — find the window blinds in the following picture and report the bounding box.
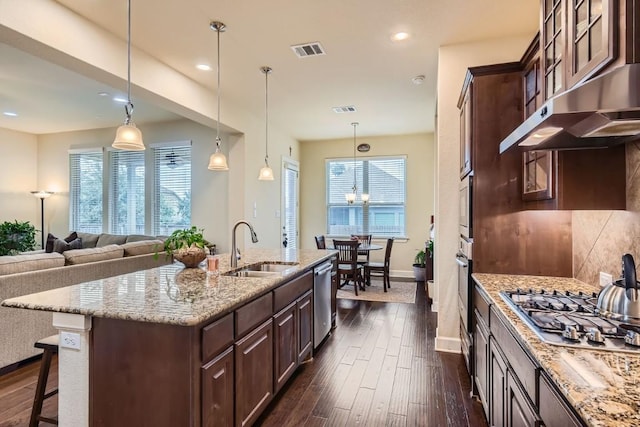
[69,150,103,233]
[152,145,191,235]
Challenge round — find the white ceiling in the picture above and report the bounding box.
[0,0,539,140]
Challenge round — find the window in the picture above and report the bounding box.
[69,149,103,233]
[109,150,145,234]
[152,144,191,235]
[326,156,406,237]
[69,142,192,235]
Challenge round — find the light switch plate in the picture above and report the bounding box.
[60,331,81,350]
[599,272,613,288]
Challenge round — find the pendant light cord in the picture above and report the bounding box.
[125,0,133,123]
[264,67,270,164]
[216,23,221,148]
[352,122,358,193]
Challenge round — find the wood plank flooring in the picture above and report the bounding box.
[0,280,486,427]
[257,281,487,426]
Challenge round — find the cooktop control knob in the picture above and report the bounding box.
[563,325,580,341]
[625,331,640,347]
[586,328,605,344]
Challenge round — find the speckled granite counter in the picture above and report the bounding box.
[473,273,640,427]
[1,248,336,326]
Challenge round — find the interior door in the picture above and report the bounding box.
[281,158,299,250]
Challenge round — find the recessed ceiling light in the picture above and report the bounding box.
[196,64,212,71]
[98,91,109,97]
[113,96,128,104]
[3,111,17,117]
[391,32,410,41]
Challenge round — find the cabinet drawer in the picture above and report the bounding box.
[473,282,490,328]
[202,313,234,363]
[539,371,583,427]
[236,292,273,338]
[490,306,537,402]
[273,270,313,313]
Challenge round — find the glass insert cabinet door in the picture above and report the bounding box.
[523,150,554,201]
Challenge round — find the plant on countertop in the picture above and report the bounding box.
[426,239,434,257]
[161,226,207,268]
[0,220,37,256]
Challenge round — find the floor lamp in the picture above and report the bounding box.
[31,191,54,249]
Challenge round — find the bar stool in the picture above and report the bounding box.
[30,334,59,427]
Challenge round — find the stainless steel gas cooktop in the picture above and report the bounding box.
[500,289,640,354]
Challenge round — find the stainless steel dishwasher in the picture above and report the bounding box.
[313,260,333,348]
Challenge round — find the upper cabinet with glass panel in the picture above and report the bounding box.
[540,0,616,100]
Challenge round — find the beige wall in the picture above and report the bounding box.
[300,133,434,274]
[435,35,534,352]
[0,128,39,230]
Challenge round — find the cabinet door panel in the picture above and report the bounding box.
[539,371,583,427]
[506,371,539,427]
[274,302,298,393]
[298,290,313,363]
[235,319,273,427]
[474,310,489,417]
[489,339,507,427]
[202,347,234,427]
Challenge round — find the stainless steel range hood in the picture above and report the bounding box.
[499,63,640,153]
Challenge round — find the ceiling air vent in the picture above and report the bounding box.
[291,42,326,58]
[332,105,357,114]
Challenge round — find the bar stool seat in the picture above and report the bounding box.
[30,334,59,427]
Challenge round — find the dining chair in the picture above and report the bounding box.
[364,238,394,292]
[333,239,364,296]
[350,234,372,266]
[314,235,326,249]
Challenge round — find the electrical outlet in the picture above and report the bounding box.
[599,272,613,288]
[60,331,81,350]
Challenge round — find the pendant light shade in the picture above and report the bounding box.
[113,0,144,151]
[258,66,274,181]
[208,21,229,171]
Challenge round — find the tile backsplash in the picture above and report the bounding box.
[573,141,640,286]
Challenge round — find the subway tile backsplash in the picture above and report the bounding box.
[573,141,640,286]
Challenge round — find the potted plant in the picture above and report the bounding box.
[413,249,426,282]
[162,226,207,268]
[0,220,37,256]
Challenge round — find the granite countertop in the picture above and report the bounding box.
[473,273,640,427]
[1,249,336,327]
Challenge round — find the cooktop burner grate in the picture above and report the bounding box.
[500,289,640,353]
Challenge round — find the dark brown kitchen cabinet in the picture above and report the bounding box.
[460,87,472,179]
[541,0,617,100]
[235,319,274,427]
[473,309,489,416]
[202,347,234,427]
[506,371,540,427]
[331,256,338,328]
[539,371,583,427]
[489,339,507,427]
[522,34,543,118]
[274,302,298,393]
[297,290,313,363]
[565,0,617,88]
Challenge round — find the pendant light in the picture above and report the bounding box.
[112,0,145,151]
[258,66,274,181]
[345,122,359,204]
[359,124,369,203]
[207,21,229,171]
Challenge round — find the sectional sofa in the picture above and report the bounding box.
[0,232,173,371]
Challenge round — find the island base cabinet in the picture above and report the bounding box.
[202,346,234,427]
[235,319,274,427]
[274,302,298,393]
[297,290,313,364]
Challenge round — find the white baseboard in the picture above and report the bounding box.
[390,269,413,279]
[435,330,461,354]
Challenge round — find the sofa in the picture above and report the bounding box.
[0,232,173,371]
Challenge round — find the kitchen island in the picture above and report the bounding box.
[473,273,640,427]
[2,248,336,427]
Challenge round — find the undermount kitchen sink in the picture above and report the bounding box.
[224,261,299,278]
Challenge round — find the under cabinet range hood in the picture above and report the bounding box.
[499,63,640,153]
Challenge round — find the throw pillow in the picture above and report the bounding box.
[52,237,83,254]
[45,232,78,253]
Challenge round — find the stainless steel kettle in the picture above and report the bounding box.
[596,254,640,323]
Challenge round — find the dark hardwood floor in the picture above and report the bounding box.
[0,281,486,427]
[257,281,487,426]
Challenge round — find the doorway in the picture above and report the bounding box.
[281,158,299,249]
